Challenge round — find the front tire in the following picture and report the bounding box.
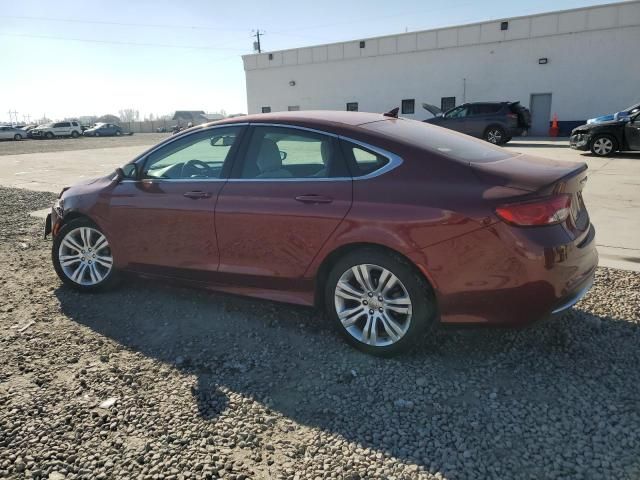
[484,126,506,145]
[52,218,118,292]
[590,135,617,157]
[14,134,22,141]
[94,132,100,137]
[115,130,122,136]
[325,248,436,356]
[45,132,54,139]
[71,131,79,138]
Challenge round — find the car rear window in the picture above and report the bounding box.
[361,118,515,163]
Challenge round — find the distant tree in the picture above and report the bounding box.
[119,109,140,122]
[96,114,120,124]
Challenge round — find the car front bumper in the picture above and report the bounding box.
[570,133,591,150]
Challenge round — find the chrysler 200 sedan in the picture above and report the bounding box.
[45,111,598,356]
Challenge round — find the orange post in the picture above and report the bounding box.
[549,113,559,137]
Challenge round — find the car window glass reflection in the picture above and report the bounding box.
[144,128,239,180]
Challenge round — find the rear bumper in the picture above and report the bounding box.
[416,222,598,326]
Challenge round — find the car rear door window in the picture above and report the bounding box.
[237,126,347,179]
[143,127,242,180]
[341,142,390,177]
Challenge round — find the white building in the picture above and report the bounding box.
[243,1,640,135]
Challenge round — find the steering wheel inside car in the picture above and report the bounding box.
[181,159,214,179]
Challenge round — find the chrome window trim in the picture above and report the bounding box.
[120,178,227,184]
[224,122,403,183]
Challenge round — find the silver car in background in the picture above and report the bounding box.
[0,126,28,140]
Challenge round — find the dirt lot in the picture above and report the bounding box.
[0,134,169,156]
[0,186,639,480]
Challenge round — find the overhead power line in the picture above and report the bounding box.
[0,32,248,52]
[0,14,249,32]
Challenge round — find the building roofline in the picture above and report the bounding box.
[242,0,638,59]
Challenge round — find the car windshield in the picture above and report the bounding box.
[362,118,516,163]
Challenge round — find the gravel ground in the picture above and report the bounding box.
[0,134,169,156]
[0,186,639,480]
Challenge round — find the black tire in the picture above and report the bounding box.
[13,134,22,141]
[484,126,506,145]
[324,248,436,357]
[115,130,122,136]
[71,131,79,138]
[590,134,617,157]
[52,218,119,293]
[45,132,54,139]
[94,132,100,137]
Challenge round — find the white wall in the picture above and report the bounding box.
[243,1,640,123]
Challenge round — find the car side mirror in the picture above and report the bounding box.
[279,151,287,161]
[115,163,137,182]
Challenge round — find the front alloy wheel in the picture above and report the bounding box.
[53,219,117,291]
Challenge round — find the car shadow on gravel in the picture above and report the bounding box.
[54,277,640,476]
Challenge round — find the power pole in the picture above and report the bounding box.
[252,29,265,53]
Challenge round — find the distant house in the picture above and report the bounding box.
[172,111,224,125]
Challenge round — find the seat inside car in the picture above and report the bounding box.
[255,139,292,179]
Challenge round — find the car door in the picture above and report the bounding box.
[465,104,494,137]
[215,125,352,284]
[439,105,470,133]
[106,125,245,278]
[0,127,11,139]
[625,114,640,150]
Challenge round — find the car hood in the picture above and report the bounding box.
[573,119,624,133]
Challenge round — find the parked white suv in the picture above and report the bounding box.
[31,121,83,139]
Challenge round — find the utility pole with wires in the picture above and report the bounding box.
[252,29,265,53]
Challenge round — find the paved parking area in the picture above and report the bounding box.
[0,136,638,271]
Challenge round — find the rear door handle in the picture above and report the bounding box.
[295,194,333,204]
[183,191,212,199]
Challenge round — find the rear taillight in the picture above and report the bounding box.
[495,194,571,226]
[507,113,518,119]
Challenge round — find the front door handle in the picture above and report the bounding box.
[295,194,333,204]
[183,191,212,199]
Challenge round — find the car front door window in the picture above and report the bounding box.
[144,128,241,180]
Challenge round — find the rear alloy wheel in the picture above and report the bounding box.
[326,249,436,356]
[71,131,79,138]
[13,134,22,141]
[45,132,54,139]
[590,135,617,157]
[52,218,118,292]
[484,126,506,145]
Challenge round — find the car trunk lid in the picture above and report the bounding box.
[472,154,590,236]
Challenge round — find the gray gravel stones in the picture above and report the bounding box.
[0,186,639,479]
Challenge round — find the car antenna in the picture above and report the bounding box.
[383,107,399,118]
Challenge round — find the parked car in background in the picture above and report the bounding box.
[571,111,640,156]
[587,101,640,124]
[422,101,531,145]
[83,123,123,137]
[31,121,83,139]
[21,125,38,138]
[46,111,596,356]
[0,125,28,140]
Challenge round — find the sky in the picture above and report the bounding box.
[0,0,613,123]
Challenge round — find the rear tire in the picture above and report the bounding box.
[45,132,54,139]
[94,132,100,137]
[324,248,436,357]
[115,130,122,136]
[52,218,119,292]
[590,135,617,157]
[13,134,22,141]
[71,131,79,138]
[484,126,506,145]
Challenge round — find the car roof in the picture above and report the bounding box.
[208,111,391,129]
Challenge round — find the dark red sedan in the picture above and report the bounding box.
[46,111,597,356]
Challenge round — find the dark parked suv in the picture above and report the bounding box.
[423,102,531,145]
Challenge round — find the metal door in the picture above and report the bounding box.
[530,94,552,136]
